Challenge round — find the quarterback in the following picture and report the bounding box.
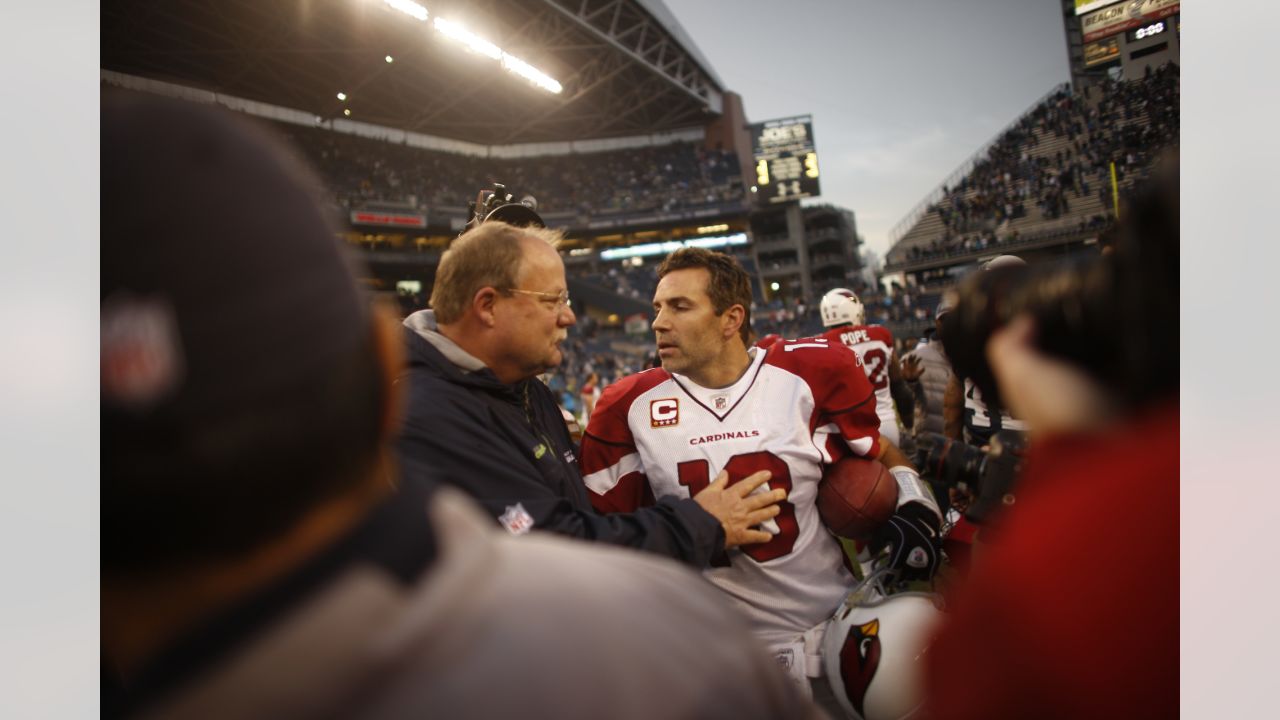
[579,248,941,699]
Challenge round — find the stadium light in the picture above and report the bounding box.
[336,92,347,101]
[599,233,748,261]
[379,5,563,95]
[384,0,428,22]
[433,18,501,60]
[385,55,394,63]
[500,53,563,94]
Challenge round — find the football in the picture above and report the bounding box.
[817,456,899,539]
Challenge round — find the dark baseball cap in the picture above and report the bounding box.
[102,91,380,565]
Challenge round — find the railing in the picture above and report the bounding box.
[886,82,1072,248]
[805,227,843,243]
[883,216,1099,272]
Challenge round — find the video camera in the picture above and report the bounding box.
[464,182,544,232]
[912,430,1025,525]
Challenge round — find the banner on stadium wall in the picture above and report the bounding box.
[350,210,427,228]
[624,314,649,335]
[1075,0,1119,16]
[1083,36,1121,67]
[1082,0,1180,42]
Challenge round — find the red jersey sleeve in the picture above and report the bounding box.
[869,324,894,348]
[578,369,669,514]
[766,340,881,460]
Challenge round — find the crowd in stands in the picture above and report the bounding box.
[276,122,743,218]
[905,63,1178,263]
[545,324,654,424]
[600,261,661,302]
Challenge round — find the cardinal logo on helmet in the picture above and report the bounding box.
[838,618,881,718]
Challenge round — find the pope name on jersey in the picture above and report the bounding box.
[581,338,881,646]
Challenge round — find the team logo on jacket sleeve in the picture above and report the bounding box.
[499,503,535,535]
[650,398,679,427]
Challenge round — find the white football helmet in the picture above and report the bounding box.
[823,570,945,720]
[982,254,1026,271]
[821,288,865,327]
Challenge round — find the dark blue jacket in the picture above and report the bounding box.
[396,322,723,567]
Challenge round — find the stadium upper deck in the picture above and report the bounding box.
[101,0,864,333]
[885,64,1178,274]
[878,63,1178,342]
[102,0,728,145]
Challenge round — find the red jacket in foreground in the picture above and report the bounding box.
[927,403,1178,719]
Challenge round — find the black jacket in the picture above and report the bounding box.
[396,317,723,567]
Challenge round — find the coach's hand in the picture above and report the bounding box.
[694,470,785,550]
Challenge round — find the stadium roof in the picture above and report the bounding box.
[101,0,727,145]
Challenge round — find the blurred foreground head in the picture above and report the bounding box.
[102,92,388,575]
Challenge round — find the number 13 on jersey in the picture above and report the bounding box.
[677,451,798,565]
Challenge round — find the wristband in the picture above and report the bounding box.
[889,466,941,520]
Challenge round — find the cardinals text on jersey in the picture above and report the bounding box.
[579,338,882,647]
[820,324,899,445]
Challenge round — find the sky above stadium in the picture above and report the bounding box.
[664,0,1071,260]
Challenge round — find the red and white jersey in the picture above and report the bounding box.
[579,339,882,647]
[820,324,898,444]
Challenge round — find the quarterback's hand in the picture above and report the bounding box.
[871,501,941,590]
[693,469,785,550]
[900,354,924,382]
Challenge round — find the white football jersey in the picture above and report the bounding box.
[963,378,1027,445]
[580,340,882,647]
[820,324,899,445]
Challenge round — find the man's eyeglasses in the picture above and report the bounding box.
[503,288,572,310]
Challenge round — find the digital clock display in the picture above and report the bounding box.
[1127,20,1166,42]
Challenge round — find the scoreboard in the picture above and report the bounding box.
[750,115,821,204]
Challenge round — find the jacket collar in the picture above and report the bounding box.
[401,310,521,398]
[403,309,486,373]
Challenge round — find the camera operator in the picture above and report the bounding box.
[924,154,1178,718]
[913,258,1030,572]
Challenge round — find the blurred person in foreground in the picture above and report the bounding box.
[926,155,1178,718]
[579,247,943,707]
[397,218,783,567]
[101,92,814,719]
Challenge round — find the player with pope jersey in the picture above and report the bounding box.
[818,288,910,447]
[579,248,942,703]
